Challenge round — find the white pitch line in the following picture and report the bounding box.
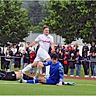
[78,83,96,86]
[0,82,21,84]
[0,82,96,87]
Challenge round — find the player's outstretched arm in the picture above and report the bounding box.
[26,41,38,48]
[51,43,55,53]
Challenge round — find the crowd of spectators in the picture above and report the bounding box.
[0,43,36,71]
[55,42,96,78]
[0,42,96,78]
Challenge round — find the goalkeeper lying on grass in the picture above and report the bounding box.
[20,53,76,86]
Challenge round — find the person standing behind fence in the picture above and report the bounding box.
[82,54,90,78]
[0,48,5,70]
[22,50,29,68]
[69,52,75,77]
[14,49,22,71]
[75,51,82,77]
[4,47,13,72]
[30,50,36,63]
[63,51,69,76]
[58,49,64,65]
[82,43,90,77]
[90,42,96,55]
[26,47,31,64]
[82,43,89,57]
[89,42,96,78]
[89,52,96,78]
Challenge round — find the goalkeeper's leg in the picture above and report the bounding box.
[63,81,76,86]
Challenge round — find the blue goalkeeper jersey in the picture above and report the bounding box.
[44,60,64,83]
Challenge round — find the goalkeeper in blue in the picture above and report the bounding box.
[20,53,64,85]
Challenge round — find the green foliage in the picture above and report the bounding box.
[24,1,48,33]
[42,0,96,44]
[0,0,31,45]
[26,1,48,26]
[31,25,42,33]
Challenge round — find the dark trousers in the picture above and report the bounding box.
[14,61,21,68]
[1,60,5,70]
[4,60,10,70]
[90,63,94,76]
[90,62,96,76]
[82,61,89,75]
[64,64,69,75]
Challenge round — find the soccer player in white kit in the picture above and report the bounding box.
[22,25,55,74]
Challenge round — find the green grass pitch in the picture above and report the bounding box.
[0,79,96,96]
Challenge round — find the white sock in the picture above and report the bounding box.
[64,82,68,84]
[33,77,36,83]
[22,64,32,74]
[22,79,27,83]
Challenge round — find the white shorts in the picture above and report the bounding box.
[34,48,50,62]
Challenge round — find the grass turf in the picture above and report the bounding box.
[0,79,96,95]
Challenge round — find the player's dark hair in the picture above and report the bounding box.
[51,53,59,59]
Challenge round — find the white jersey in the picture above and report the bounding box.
[35,34,54,52]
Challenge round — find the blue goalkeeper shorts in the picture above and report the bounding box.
[46,78,57,85]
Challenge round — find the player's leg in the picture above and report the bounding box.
[21,77,39,84]
[0,70,6,80]
[37,49,51,75]
[20,74,40,84]
[21,76,49,84]
[64,82,76,86]
[15,71,22,80]
[0,71,17,80]
[21,61,38,74]
[40,49,51,62]
[21,49,51,75]
[38,77,57,85]
[21,51,42,74]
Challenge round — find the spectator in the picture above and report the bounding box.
[82,54,90,77]
[82,43,89,57]
[58,49,64,65]
[4,47,13,72]
[63,51,69,76]
[90,42,96,54]
[14,50,22,70]
[22,50,29,68]
[0,48,5,70]
[30,50,36,63]
[89,52,96,78]
[69,52,75,77]
[75,51,82,77]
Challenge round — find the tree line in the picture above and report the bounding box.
[0,0,96,46]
